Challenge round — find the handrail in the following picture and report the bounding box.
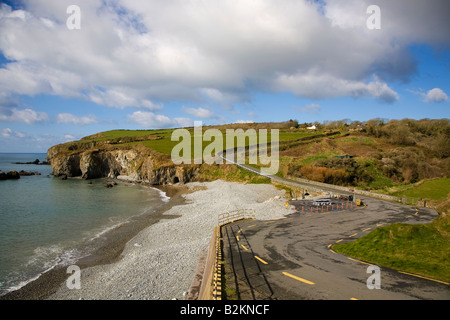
[218,209,256,226]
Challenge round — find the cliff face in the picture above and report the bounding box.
[47,142,199,185]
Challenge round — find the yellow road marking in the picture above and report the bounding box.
[236,236,240,242]
[247,224,257,228]
[241,244,248,251]
[329,249,337,254]
[327,244,332,248]
[398,271,450,285]
[254,256,268,265]
[350,297,359,300]
[336,239,343,243]
[349,233,358,237]
[282,272,315,285]
[362,228,371,232]
[347,257,371,266]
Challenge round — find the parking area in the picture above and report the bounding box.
[220,196,449,300]
[288,197,357,214]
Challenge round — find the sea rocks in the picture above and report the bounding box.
[13,159,49,165]
[18,170,41,176]
[103,181,117,188]
[0,170,20,180]
[0,170,43,180]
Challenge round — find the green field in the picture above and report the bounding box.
[334,213,450,283]
[391,178,450,200]
[81,127,328,157]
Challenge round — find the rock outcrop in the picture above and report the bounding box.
[0,171,21,180]
[47,142,199,185]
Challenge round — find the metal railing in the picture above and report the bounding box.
[218,209,256,226]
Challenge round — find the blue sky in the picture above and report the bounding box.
[0,0,449,152]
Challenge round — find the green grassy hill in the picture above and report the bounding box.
[68,118,449,201]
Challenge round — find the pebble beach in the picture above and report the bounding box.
[47,180,291,300]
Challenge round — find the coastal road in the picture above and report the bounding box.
[218,149,449,299]
[221,197,450,300]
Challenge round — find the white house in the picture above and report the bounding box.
[307,125,317,130]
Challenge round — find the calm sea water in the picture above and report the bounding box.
[0,153,168,296]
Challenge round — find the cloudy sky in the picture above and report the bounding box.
[0,0,449,152]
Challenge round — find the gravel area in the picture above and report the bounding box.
[48,180,291,300]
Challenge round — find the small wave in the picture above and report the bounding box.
[89,221,127,241]
[2,246,83,296]
[152,187,170,202]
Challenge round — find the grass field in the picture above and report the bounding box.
[81,127,328,157]
[334,213,450,283]
[391,178,450,200]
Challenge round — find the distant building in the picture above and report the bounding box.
[307,125,317,130]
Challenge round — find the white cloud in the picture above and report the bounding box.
[0,0,448,111]
[64,134,76,140]
[274,72,399,103]
[296,104,321,114]
[423,88,449,103]
[127,111,192,128]
[0,108,49,124]
[182,107,215,119]
[88,87,163,110]
[1,128,12,137]
[1,128,27,138]
[55,113,98,126]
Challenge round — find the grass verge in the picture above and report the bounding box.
[390,178,450,200]
[333,212,450,283]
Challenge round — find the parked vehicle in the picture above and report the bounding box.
[313,199,333,206]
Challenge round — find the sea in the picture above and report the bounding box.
[0,153,169,296]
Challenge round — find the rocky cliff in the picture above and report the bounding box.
[47,141,199,185]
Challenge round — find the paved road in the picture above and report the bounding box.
[218,149,449,299]
[221,197,450,300]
